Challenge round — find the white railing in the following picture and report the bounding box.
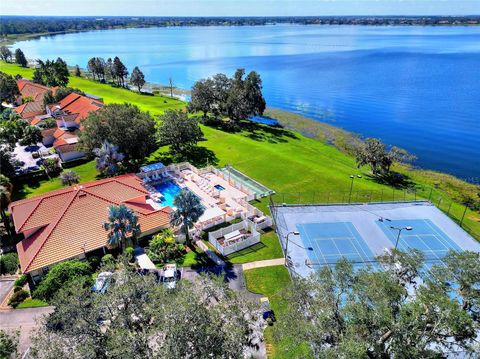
[208,220,261,256]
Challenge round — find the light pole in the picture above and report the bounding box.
[390,226,413,251]
[285,231,313,267]
[348,175,362,204]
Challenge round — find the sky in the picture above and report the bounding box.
[1,0,479,17]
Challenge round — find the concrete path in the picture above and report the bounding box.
[195,240,226,266]
[242,258,285,271]
[0,279,15,308]
[0,306,54,355]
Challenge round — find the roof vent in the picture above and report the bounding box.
[78,193,87,198]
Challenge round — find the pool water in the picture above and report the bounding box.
[153,180,182,208]
[214,184,225,191]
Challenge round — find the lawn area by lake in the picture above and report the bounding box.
[0,61,185,116]
[244,265,310,358]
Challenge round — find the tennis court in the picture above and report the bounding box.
[297,222,375,266]
[377,219,462,261]
[272,201,480,278]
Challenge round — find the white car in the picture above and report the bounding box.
[162,264,179,289]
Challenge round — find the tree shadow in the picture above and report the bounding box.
[146,145,218,169]
[367,171,416,189]
[199,115,299,144]
[225,242,267,260]
[176,246,214,267]
[239,120,299,144]
[191,262,239,284]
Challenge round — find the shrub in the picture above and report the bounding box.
[124,247,134,262]
[147,230,185,265]
[101,254,114,265]
[8,290,29,308]
[88,256,101,270]
[101,254,115,271]
[13,286,22,293]
[33,260,92,301]
[0,253,19,275]
[14,274,28,287]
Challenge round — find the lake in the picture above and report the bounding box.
[13,25,480,181]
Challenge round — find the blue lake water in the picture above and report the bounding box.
[13,25,480,180]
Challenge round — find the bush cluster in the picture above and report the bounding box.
[8,290,29,308]
[0,253,19,275]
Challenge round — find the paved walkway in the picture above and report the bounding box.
[242,258,285,271]
[0,306,54,355]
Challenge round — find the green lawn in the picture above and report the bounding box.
[12,160,99,201]
[244,266,310,358]
[16,298,49,309]
[0,61,185,116]
[226,230,283,264]
[176,246,213,267]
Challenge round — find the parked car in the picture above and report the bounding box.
[92,271,113,294]
[161,264,180,289]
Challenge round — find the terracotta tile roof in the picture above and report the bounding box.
[53,134,78,148]
[14,101,45,120]
[41,128,57,137]
[57,93,104,124]
[16,80,51,102]
[11,174,171,273]
[55,143,78,154]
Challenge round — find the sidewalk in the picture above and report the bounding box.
[242,258,284,271]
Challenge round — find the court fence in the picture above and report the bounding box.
[268,187,480,242]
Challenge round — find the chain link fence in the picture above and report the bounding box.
[269,187,480,241]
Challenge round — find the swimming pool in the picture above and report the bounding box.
[153,180,182,208]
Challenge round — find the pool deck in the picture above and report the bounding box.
[273,201,480,277]
[142,164,268,235]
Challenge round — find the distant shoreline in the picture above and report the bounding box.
[2,15,479,45]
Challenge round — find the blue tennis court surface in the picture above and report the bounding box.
[297,222,375,266]
[377,219,462,261]
[273,202,480,277]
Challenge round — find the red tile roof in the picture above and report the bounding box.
[14,101,45,120]
[56,93,104,124]
[16,80,51,102]
[10,174,171,273]
[55,143,78,154]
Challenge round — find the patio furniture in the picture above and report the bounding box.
[224,230,241,241]
[254,215,266,223]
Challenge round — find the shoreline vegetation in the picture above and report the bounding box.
[1,15,480,45]
[0,60,478,240]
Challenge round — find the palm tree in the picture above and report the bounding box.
[170,189,205,246]
[103,204,140,252]
[59,170,80,186]
[93,141,125,177]
[0,175,13,237]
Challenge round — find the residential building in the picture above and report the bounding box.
[10,174,172,282]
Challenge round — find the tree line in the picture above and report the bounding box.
[1,16,479,36]
[189,69,266,124]
[87,56,145,91]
